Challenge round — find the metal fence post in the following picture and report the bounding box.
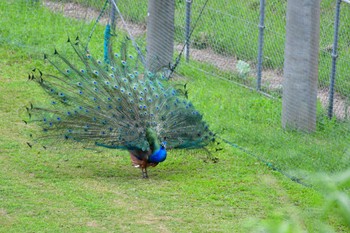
[328,0,342,119]
[110,0,117,31]
[257,0,266,91]
[185,0,192,62]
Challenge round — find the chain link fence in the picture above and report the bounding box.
[8,0,350,120]
[174,0,350,120]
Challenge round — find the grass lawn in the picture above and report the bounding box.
[0,1,349,232]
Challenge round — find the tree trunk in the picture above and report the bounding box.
[146,0,175,73]
[282,0,320,132]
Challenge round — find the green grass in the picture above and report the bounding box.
[0,1,349,232]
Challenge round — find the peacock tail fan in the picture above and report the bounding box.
[25,37,215,152]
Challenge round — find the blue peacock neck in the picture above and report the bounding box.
[146,128,167,163]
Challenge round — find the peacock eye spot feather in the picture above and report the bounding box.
[105,81,110,85]
[81,69,85,73]
[51,101,57,105]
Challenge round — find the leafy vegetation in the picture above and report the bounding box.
[0,1,349,232]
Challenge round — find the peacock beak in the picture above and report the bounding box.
[161,141,167,149]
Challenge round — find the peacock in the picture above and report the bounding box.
[25,37,215,178]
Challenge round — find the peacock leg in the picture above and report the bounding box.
[141,167,148,178]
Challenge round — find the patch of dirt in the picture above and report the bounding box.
[44,0,349,119]
[44,1,146,37]
[86,221,99,227]
[0,208,7,216]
